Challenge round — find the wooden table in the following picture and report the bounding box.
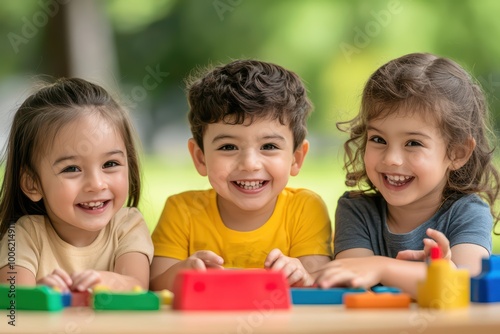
[2,303,500,334]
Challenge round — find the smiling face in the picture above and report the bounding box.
[23,113,129,246]
[364,111,454,210]
[189,117,308,221]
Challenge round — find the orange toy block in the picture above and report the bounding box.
[344,292,411,309]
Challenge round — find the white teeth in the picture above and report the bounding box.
[386,175,412,186]
[235,180,264,190]
[80,201,104,209]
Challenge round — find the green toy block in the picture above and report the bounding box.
[93,290,160,310]
[0,285,63,311]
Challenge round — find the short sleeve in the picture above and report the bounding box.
[445,195,492,253]
[288,189,333,258]
[114,208,154,264]
[0,217,42,276]
[151,195,191,259]
[334,193,375,257]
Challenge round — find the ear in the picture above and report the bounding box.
[188,138,208,177]
[20,171,43,202]
[449,136,476,171]
[290,140,309,176]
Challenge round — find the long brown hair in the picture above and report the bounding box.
[0,78,142,238]
[338,52,500,226]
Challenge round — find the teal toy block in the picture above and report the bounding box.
[290,287,366,305]
[471,255,500,303]
[93,290,160,310]
[0,285,63,311]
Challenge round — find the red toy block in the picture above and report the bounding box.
[344,292,411,309]
[71,290,91,307]
[172,269,291,311]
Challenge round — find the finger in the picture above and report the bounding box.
[327,271,357,287]
[52,268,73,287]
[72,271,101,291]
[314,268,346,288]
[39,275,71,292]
[287,269,306,286]
[186,258,207,270]
[396,250,426,261]
[192,251,224,266]
[264,248,283,268]
[426,228,450,250]
[267,256,289,272]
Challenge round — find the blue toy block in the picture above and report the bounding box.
[371,286,401,293]
[471,255,500,303]
[61,291,72,307]
[290,287,365,305]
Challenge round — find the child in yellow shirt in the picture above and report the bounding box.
[150,60,332,291]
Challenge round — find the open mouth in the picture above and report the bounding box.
[78,201,108,210]
[234,180,267,190]
[385,174,413,187]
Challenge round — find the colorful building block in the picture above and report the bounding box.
[71,290,91,307]
[290,287,365,305]
[61,291,72,307]
[172,269,291,311]
[93,289,160,310]
[0,285,63,311]
[471,255,500,303]
[344,292,411,308]
[157,289,174,305]
[417,247,470,309]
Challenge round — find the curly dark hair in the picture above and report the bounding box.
[186,59,313,152]
[337,52,500,227]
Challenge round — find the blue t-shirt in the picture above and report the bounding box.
[334,192,492,258]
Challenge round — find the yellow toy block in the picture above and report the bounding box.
[157,289,174,305]
[417,247,469,310]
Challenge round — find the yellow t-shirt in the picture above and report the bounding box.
[151,188,332,268]
[0,207,153,280]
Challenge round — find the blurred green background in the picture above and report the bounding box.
[0,0,499,252]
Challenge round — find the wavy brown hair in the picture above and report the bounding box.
[337,52,500,228]
[0,78,141,238]
[186,59,313,152]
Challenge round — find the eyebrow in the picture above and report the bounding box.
[367,125,432,139]
[211,134,286,144]
[52,150,126,167]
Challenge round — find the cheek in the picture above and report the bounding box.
[363,150,376,167]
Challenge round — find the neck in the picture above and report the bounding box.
[386,198,443,234]
[217,196,277,232]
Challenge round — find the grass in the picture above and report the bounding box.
[139,154,347,232]
[139,154,500,254]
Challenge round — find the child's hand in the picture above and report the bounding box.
[37,268,73,292]
[71,270,102,291]
[396,228,452,261]
[313,257,387,289]
[182,250,225,270]
[264,248,314,287]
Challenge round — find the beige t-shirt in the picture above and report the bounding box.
[0,207,153,280]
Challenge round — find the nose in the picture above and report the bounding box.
[84,170,108,192]
[238,149,262,172]
[382,145,403,166]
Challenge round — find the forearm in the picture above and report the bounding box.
[149,262,185,292]
[97,271,148,291]
[375,256,427,298]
